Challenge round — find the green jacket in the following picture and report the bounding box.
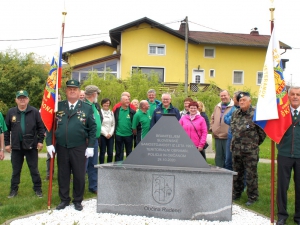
[46,100,96,148]
[277,114,300,158]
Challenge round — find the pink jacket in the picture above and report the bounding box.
[179,114,208,148]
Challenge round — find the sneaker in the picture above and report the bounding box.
[245,199,257,206]
[8,190,18,198]
[35,190,43,198]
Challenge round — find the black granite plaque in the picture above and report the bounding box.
[124,114,209,168]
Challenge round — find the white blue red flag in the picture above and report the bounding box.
[253,26,292,143]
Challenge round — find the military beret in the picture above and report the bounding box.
[237,92,250,101]
[85,85,101,95]
[66,79,80,88]
[16,90,29,98]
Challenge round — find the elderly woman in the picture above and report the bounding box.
[99,98,115,164]
[179,101,208,160]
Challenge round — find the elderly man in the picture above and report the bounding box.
[84,85,101,194]
[46,80,96,211]
[150,93,180,128]
[5,90,45,198]
[132,100,151,145]
[112,91,136,112]
[114,95,136,161]
[231,92,266,206]
[276,86,300,225]
[147,89,161,116]
[79,90,85,100]
[211,90,234,168]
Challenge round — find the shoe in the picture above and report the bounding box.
[8,190,18,198]
[89,190,97,194]
[276,219,286,225]
[35,190,43,198]
[232,195,241,201]
[245,199,257,206]
[56,201,70,210]
[74,202,83,211]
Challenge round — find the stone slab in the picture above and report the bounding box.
[96,163,235,221]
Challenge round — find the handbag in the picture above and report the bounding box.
[189,119,209,150]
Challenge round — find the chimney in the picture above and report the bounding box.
[179,22,189,35]
[250,27,259,36]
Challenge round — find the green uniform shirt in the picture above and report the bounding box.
[86,99,101,138]
[116,107,132,136]
[132,110,151,139]
[0,112,7,134]
[162,105,170,114]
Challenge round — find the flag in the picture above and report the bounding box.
[40,57,59,132]
[253,26,292,143]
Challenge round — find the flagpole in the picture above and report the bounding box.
[47,10,67,210]
[269,1,275,224]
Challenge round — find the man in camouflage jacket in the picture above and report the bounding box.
[230,92,266,206]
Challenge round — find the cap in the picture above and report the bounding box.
[85,85,101,95]
[16,90,29,98]
[66,80,80,88]
[237,92,250,102]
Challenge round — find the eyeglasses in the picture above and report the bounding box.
[162,99,170,101]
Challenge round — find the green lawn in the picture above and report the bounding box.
[0,154,296,225]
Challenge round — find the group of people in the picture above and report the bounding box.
[1,80,300,224]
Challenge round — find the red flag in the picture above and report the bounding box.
[40,58,58,132]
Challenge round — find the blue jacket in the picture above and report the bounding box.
[150,103,180,129]
[224,105,239,139]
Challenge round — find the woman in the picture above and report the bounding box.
[197,101,210,131]
[179,101,208,160]
[131,99,139,111]
[99,98,115,164]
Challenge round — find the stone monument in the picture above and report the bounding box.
[96,115,236,221]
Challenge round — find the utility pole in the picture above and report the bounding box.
[184,16,189,94]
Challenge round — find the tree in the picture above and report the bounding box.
[0,50,48,113]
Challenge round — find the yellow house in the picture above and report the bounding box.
[63,17,291,93]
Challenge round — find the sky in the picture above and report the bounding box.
[0,0,299,84]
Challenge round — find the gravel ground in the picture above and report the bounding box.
[10,199,269,225]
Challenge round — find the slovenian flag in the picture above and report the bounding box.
[253,26,291,144]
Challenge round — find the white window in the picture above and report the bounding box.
[209,69,215,77]
[148,44,166,55]
[204,47,215,58]
[233,71,244,84]
[257,71,263,85]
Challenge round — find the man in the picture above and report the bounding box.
[276,86,300,225]
[150,93,181,128]
[147,89,161,116]
[79,90,85,100]
[5,90,45,198]
[231,92,266,206]
[114,95,136,162]
[46,80,96,211]
[84,85,101,194]
[45,93,61,181]
[211,90,234,168]
[132,100,151,145]
[180,97,193,117]
[0,112,6,206]
[112,91,136,112]
[224,91,241,171]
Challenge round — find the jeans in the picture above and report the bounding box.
[115,134,133,162]
[99,135,114,164]
[225,136,233,170]
[86,139,98,192]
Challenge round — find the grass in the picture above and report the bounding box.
[0,152,296,225]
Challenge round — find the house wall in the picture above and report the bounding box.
[67,45,116,67]
[120,23,266,93]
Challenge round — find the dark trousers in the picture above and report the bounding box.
[277,154,300,223]
[215,138,227,168]
[46,153,54,177]
[11,148,42,191]
[56,144,87,203]
[99,135,114,164]
[115,134,133,162]
[86,139,98,192]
